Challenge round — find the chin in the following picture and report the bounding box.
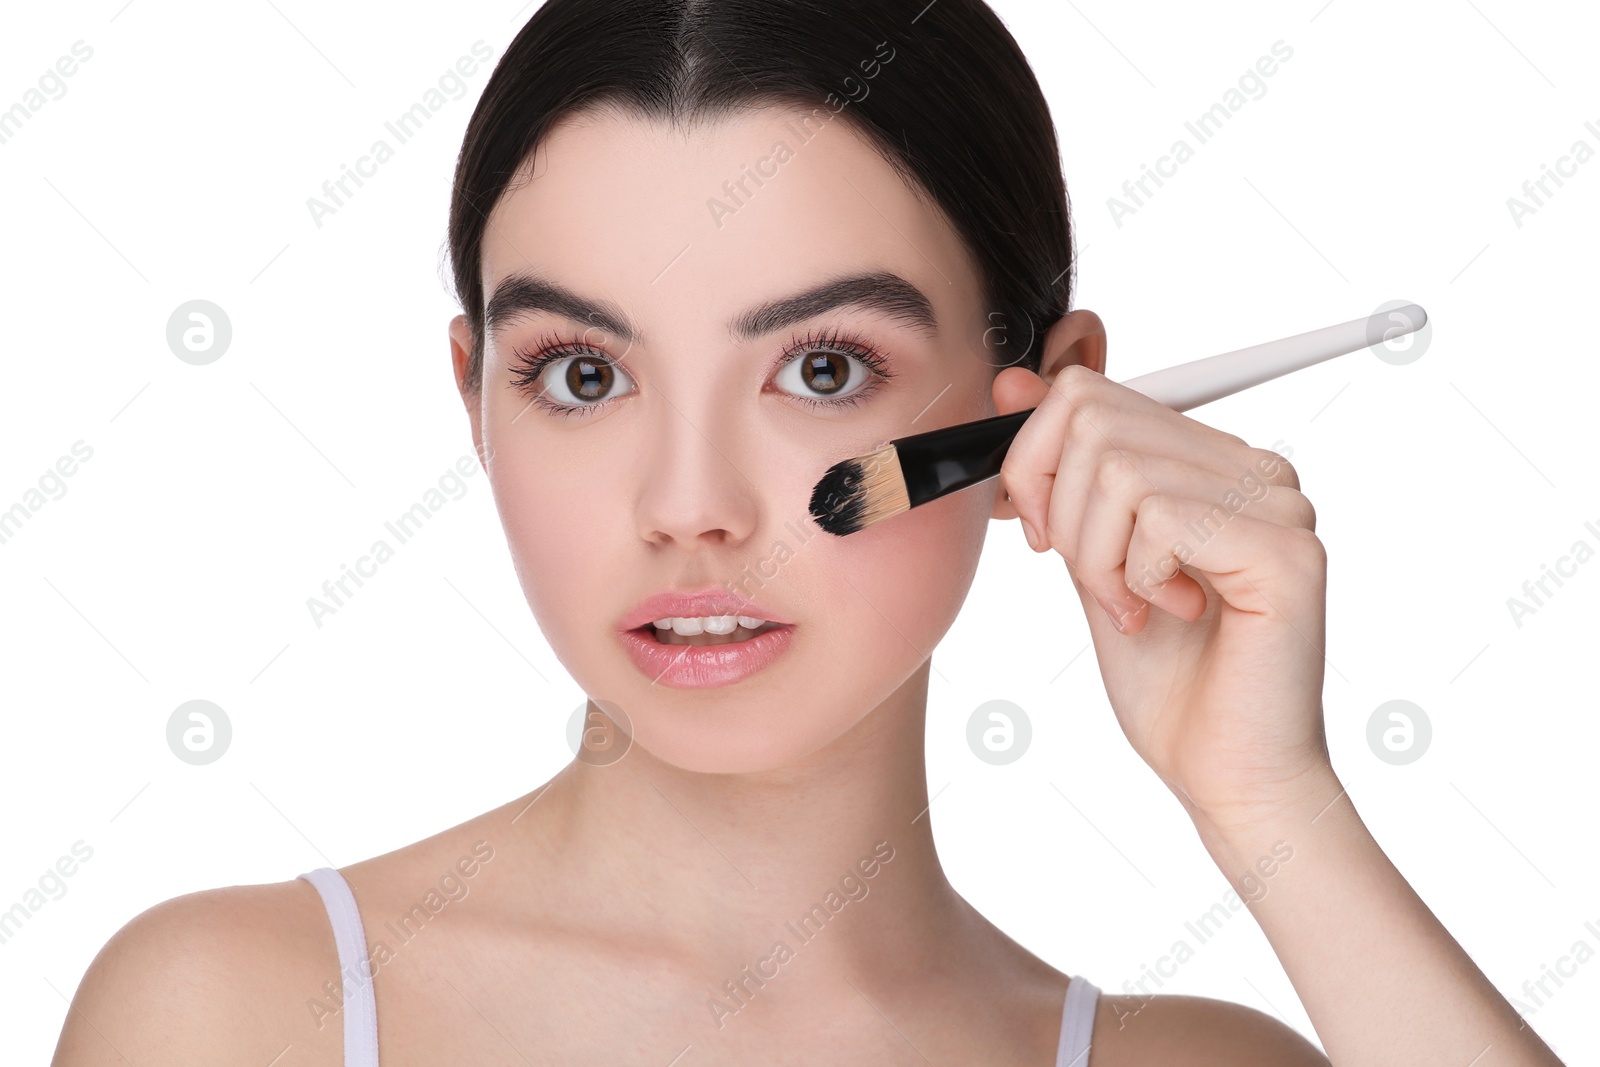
[618,696,866,776]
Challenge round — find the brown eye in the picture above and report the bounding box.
[566,356,613,400]
[776,346,880,403]
[516,348,636,412]
[799,351,850,394]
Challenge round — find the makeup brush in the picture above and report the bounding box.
[808,302,1428,536]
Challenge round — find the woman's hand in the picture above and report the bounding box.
[994,358,1334,834]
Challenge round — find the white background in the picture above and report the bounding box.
[3,0,1597,1060]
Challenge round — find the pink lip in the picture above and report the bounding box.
[617,623,797,689]
[617,588,793,632]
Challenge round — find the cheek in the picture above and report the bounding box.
[817,479,990,664]
[482,444,606,656]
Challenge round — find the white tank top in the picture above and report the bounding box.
[300,866,1100,1066]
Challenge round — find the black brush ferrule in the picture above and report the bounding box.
[891,407,1036,509]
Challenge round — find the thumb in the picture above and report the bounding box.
[992,365,1050,417]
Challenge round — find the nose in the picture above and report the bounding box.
[634,399,760,549]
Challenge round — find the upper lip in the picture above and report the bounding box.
[619,587,794,631]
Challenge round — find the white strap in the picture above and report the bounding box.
[1056,974,1100,1067]
[299,868,381,1067]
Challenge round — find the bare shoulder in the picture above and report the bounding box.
[1092,990,1330,1067]
[51,876,343,1067]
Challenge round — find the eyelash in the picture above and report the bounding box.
[506,325,897,418]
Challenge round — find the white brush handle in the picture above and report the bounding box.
[1116,303,1428,412]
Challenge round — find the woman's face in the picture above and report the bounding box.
[453,103,1007,774]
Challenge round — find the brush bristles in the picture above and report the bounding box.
[808,444,911,535]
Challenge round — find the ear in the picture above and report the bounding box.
[987,308,1107,521]
[449,314,489,472]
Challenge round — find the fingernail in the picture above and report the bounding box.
[1020,518,1040,551]
[1099,598,1126,632]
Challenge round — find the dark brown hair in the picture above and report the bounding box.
[447,0,1074,393]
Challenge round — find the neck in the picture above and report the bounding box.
[512,659,970,986]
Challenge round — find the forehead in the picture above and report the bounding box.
[478,103,982,344]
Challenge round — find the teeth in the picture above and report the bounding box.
[647,614,781,646]
[652,614,769,636]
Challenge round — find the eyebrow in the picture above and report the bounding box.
[482,269,940,346]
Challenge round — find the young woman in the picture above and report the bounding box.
[54,1,1565,1064]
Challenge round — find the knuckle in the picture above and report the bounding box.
[998,454,1023,490]
[1286,525,1326,565]
[1252,447,1299,489]
[1288,490,1317,532]
[1055,362,1100,397]
[1134,491,1177,525]
[1092,450,1141,495]
[1220,430,1251,449]
[998,479,1036,524]
[1061,396,1107,441]
[998,458,1033,500]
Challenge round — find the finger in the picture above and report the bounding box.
[1068,461,1208,626]
[1049,422,1299,559]
[1066,448,1315,621]
[1050,449,1316,564]
[1002,366,1293,546]
[1120,492,1328,633]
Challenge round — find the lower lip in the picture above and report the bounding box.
[617,624,797,689]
